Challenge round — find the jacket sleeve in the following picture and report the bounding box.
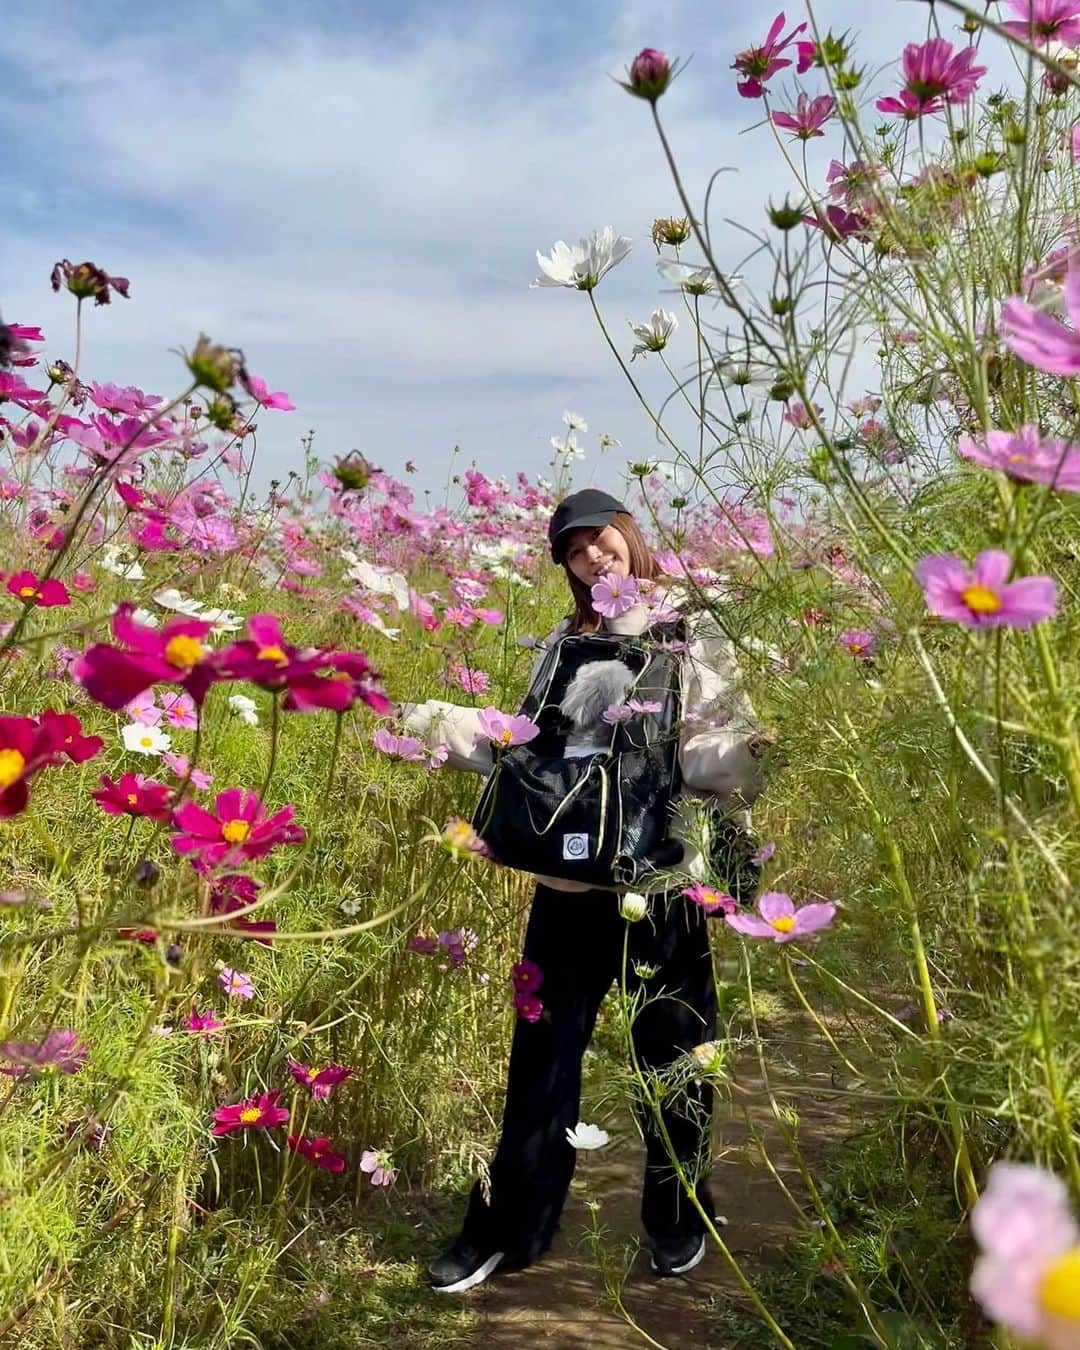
[678,612,765,808]
[400,619,571,777]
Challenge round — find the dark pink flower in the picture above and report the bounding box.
[0,1029,88,1077]
[93,772,173,821]
[288,1133,346,1172]
[513,992,544,1022]
[171,788,306,867]
[208,874,276,944]
[511,959,543,993]
[212,1089,289,1136]
[6,570,69,607]
[802,204,871,240]
[73,602,221,709]
[288,1059,354,1100]
[725,891,836,943]
[875,38,986,118]
[915,550,1058,629]
[770,92,835,140]
[0,712,101,818]
[624,47,673,101]
[1000,0,1080,47]
[732,11,807,98]
[186,1007,224,1035]
[682,883,737,916]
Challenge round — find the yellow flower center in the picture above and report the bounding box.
[770,915,797,934]
[126,793,138,806]
[164,634,205,669]
[221,819,251,844]
[1040,1248,1080,1321]
[499,729,513,744]
[257,644,288,664]
[139,736,154,749]
[238,1107,261,1124]
[306,1067,320,1082]
[961,583,1003,614]
[18,586,37,600]
[0,748,26,789]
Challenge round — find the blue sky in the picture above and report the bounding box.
[1,1,981,500]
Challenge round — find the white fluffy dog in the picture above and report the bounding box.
[559,660,637,756]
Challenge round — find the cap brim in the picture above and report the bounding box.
[551,510,620,562]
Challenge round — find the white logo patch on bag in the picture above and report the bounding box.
[562,833,589,860]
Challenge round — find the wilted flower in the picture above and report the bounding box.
[0,1029,88,1077]
[630,308,678,359]
[651,216,692,250]
[565,1122,610,1150]
[50,259,130,306]
[288,1059,353,1100]
[288,1134,347,1173]
[725,891,836,943]
[212,1089,289,1136]
[914,551,1057,630]
[532,227,632,291]
[184,334,243,393]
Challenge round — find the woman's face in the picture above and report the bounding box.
[563,523,632,586]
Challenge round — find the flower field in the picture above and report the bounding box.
[4,3,1080,1346]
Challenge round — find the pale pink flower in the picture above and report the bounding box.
[914,551,1057,629]
[725,891,836,943]
[359,1147,396,1186]
[476,707,540,748]
[1002,266,1080,374]
[372,727,427,761]
[1000,0,1080,48]
[219,968,255,1000]
[958,426,1080,490]
[837,629,876,659]
[590,573,642,619]
[160,690,198,730]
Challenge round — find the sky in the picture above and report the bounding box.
[0,0,1000,504]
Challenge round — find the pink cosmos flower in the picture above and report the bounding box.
[162,753,213,790]
[186,1007,224,1035]
[0,712,102,817]
[0,1029,88,1077]
[803,204,870,241]
[914,551,1058,630]
[783,402,823,429]
[970,1161,1080,1344]
[93,772,173,821]
[125,690,162,726]
[373,727,427,761]
[207,873,276,944]
[359,1147,396,1186]
[876,38,987,118]
[511,958,543,993]
[6,570,70,607]
[1000,0,1080,47]
[958,426,1080,490]
[751,841,776,865]
[171,788,306,867]
[243,373,296,411]
[725,891,836,943]
[837,629,876,659]
[441,817,493,859]
[212,1089,289,1136]
[288,1134,347,1173]
[219,967,255,1000]
[476,707,540,749]
[731,11,808,98]
[74,602,221,710]
[513,992,544,1022]
[1003,267,1080,375]
[602,702,635,725]
[590,573,642,619]
[770,93,835,140]
[682,883,737,916]
[288,1059,353,1100]
[160,690,198,730]
[448,661,490,695]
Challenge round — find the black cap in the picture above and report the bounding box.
[549,489,628,563]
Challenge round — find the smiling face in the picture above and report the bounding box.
[563,523,632,586]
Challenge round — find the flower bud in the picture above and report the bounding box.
[691,1041,725,1075]
[625,48,672,102]
[620,891,648,922]
[767,198,804,231]
[651,215,692,250]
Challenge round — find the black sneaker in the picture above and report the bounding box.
[648,1233,706,1278]
[427,1241,507,1294]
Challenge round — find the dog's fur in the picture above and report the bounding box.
[559,660,637,747]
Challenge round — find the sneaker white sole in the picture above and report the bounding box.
[430,1250,506,1294]
[650,1236,706,1276]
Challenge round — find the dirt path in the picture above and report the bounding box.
[471,1041,851,1349]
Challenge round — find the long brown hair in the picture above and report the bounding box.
[562,512,660,633]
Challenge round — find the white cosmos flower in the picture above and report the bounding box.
[339,897,363,916]
[122,723,172,757]
[630,308,679,359]
[356,611,400,640]
[490,564,533,588]
[100,547,145,581]
[532,227,632,291]
[131,607,160,628]
[658,260,741,299]
[153,588,204,616]
[551,433,585,461]
[563,410,588,432]
[599,433,622,449]
[199,607,244,633]
[566,1122,610,1150]
[345,558,411,611]
[228,694,259,726]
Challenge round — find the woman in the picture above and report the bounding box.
[403,489,766,1293]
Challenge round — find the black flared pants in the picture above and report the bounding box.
[457,883,717,1263]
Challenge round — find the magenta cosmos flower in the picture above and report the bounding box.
[970,1162,1080,1345]
[770,93,835,140]
[171,788,306,867]
[511,958,543,994]
[0,1029,88,1077]
[1002,266,1080,376]
[731,11,807,98]
[74,602,221,710]
[359,1147,396,1186]
[5,570,70,607]
[476,707,540,749]
[288,1059,353,1100]
[243,373,296,411]
[0,712,102,818]
[288,1134,347,1173]
[914,551,1057,630]
[837,629,876,659]
[590,572,642,619]
[1000,0,1080,47]
[959,425,1080,490]
[725,891,836,943]
[682,882,737,916]
[876,38,986,118]
[186,1007,224,1035]
[212,1089,290,1136]
[93,772,173,821]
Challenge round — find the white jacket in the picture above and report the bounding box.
[402,597,763,894]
